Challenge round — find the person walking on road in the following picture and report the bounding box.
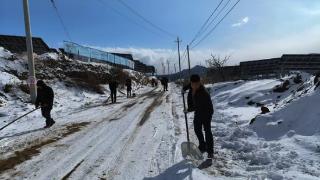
[182,74,214,159]
[161,77,169,91]
[35,80,55,128]
[109,80,118,103]
[125,78,132,98]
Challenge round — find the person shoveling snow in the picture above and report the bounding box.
[36,80,55,128]
[181,74,214,166]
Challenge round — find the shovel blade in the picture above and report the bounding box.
[181,141,204,160]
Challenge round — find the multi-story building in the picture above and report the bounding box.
[240,58,280,79]
[240,54,320,79]
[280,54,320,74]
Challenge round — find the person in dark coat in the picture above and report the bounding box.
[182,74,214,159]
[162,77,169,91]
[35,80,55,128]
[125,78,132,98]
[151,78,156,87]
[109,80,118,103]
[160,78,165,91]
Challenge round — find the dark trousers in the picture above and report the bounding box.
[127,88,132,98]
[193,115,214,154]
[164,84,168,91]
[187,90,194,111]
[41,107,54,125]
[111,90,117,103]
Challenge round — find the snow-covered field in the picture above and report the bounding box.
[1,47,320,179]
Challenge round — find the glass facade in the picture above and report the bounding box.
[63,41,134,69]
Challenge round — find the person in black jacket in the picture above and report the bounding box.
[162,77,169,91]
[182,74,214,159]
[125,78,132,98]
[35,80,55,128]
[109,80,118,103]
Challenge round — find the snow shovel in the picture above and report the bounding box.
[181,92,204,161]
[0,108,39,131]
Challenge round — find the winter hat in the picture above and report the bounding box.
[37,80,45,87]
[190,74,200,82]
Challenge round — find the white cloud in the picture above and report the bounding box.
[91,25,320,74]
[232,17,249,27]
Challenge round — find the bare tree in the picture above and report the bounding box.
[206,54,230,82]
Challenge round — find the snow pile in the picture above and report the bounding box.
[0,47,152,128]
[251,80,320,140]
[204,73,320,179]
[38,52,59,61]
[0,72,21,89]
[0,47,13,59]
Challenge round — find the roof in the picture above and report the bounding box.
[111,53,134,61]
[0,34,50,54]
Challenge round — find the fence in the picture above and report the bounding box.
[63,41,135,69]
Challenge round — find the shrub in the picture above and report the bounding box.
[3,84,13,93]
[273,80,290,93]
[247,100,255,106]
[19,83,30,94]
[293,74,303,84]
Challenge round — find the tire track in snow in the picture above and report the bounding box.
[105,92,165,180]
[0,88,159,179]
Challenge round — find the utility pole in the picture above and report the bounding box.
[187,45,191,76]
[167,59,170,75]
[23,0,36,103]
[174,63,177,74]
[162,62,166,75]
[175,37,182,72]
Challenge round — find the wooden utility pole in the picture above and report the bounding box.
[23,0,37,103]
[187,45,191,76]
[175,37,182,72]
[174,63,177,73]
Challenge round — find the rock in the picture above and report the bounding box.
[261,106,270,114]
[247,100,255,106]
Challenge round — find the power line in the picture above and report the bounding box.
[189,0,224,46]
[50,0,72,41]
[191,0,240,49]
[117,0,176,38]
[97,0,165,38]
[196,0,233,42]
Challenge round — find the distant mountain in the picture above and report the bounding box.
[157,65,208,81]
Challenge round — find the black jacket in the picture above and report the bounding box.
[109,81,118,91]
[183,84,194,111]
[184,84,213,120]
[35,85,54,108]
[125,79,132,90]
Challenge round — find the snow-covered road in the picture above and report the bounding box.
[0,87,183,180]
[2,79,319,180]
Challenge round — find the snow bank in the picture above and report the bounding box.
[0,72,21,89]
[38,52,59,61]
[251,87,320,140]
[205,73,320,179]
[0,47,13,59]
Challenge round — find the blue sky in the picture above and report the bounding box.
[1,0,320,72]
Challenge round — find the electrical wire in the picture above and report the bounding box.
[191,0,241,49]
[97,0,165,39]
[117,0,176,38]
[189,0,224,46]
[192,0,233,46]
[50,0,72,41]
